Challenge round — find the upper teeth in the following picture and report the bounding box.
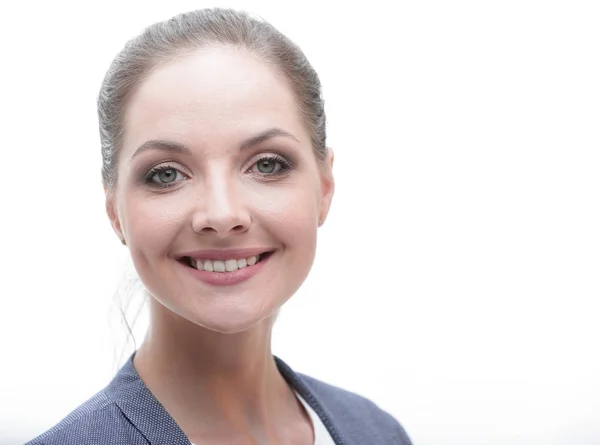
[193,255,260,272]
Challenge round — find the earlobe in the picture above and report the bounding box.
[105,190,125,245]
[318,147,335,226]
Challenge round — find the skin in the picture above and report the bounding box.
[105,45,334,444]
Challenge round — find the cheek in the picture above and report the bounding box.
[118,175,321,252]
[253,182,320,229]
[120,192,186,258]
[253,184,320,266]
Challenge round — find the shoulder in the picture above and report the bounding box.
[25,354,189,445]
[297,373,413,444]
[25,388,146,445]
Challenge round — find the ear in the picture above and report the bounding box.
[104,186,125,244]
[318,147,335,226]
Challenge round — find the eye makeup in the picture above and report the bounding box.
[142,163,189,189]
[137,152,296,190]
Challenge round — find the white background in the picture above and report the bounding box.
[1,1,599,444]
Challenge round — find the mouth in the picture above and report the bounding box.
[178,251,274,273]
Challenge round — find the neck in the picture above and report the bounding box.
[133,300,311,444]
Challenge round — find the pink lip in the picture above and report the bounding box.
[175,248,273,261]
[178,252,272,286]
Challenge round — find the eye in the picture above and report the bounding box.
[249,155,291,176]
[143,165,187,188]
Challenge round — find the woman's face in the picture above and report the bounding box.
[106,46,334,334]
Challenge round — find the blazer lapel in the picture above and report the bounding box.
[106,354,349,445]
[107,356,191,445]
[274,356,351,445]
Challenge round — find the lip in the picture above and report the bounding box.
[177,251,273,286]
[174,248,274,261]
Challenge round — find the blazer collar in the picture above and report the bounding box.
[104,353,349,445]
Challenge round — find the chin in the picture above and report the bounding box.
[189,308,276,335]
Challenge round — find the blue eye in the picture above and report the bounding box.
[143,165,186,188]
[250,155,291,175]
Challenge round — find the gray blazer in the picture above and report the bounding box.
[25,354,412,444]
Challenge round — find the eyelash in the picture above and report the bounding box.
[141,155,293,189]
[248,154,292,177]
[142,164,187,189]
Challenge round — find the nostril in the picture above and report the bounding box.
[193,222,249,236]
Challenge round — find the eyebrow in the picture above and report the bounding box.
[239,128,299,150]
[131,140,191,159]
[131,128,299,160]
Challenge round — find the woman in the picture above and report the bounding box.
[27,8,412,445]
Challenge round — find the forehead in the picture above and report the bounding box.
[122,45,306,153]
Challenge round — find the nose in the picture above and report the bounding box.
[191,173,251,238]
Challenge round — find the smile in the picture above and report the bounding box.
[181,252,273,273]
